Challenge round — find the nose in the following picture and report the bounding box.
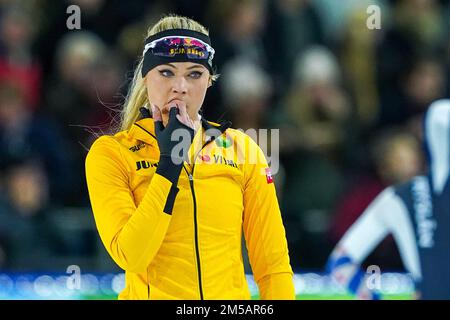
[172,76,188,94]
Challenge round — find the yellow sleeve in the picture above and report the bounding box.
[242,136,295,300]
[85,136,173,273]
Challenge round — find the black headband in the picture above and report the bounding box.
[141,29,215,77]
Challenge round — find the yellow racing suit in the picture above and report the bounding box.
[85,116,294,299]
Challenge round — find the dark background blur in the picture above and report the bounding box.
[0,0,449,276]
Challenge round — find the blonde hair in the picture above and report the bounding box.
[119,14,218,132]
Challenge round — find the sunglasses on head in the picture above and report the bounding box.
[144,36,215,61]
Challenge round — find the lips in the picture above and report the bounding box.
[162,99,186,114]
[167,98,184,106]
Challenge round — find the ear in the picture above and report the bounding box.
[208,76,213,88]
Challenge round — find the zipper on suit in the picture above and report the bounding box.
[184,126,228,300]
[185,169,204,300]
[147,265,151,299]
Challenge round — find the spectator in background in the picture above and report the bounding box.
[0,79,73,205]
[220,58,273,131]
[264,0,324,93]
[379,55,446,131]
[0,5,42,109]
[276,45,351,163]
[46,31,108,133]
[339,8,380,128]
[88,53,127,133]
[274,46,350,268]
[204,0,269,120]
[313,0,386,44]
[328,127,423,271]
[376,0,447,128]
[0,160,58,270]
[33,0,150,82]
[401,57,446,130]
[206,0,268,68]
[45,31,123,205]
[391,0,445,52]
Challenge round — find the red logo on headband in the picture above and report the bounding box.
[169,38,181,45]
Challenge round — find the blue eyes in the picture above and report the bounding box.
[159,69,174,77]
[188,71,203,79]
[158,69,203,79]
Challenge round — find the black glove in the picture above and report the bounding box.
[154,107,195,184]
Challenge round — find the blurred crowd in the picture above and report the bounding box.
[0,0,449,273]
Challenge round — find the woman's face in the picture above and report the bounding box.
[145,62,210,124]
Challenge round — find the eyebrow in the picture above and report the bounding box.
[187,65,204,70]
[160,63,205,70]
